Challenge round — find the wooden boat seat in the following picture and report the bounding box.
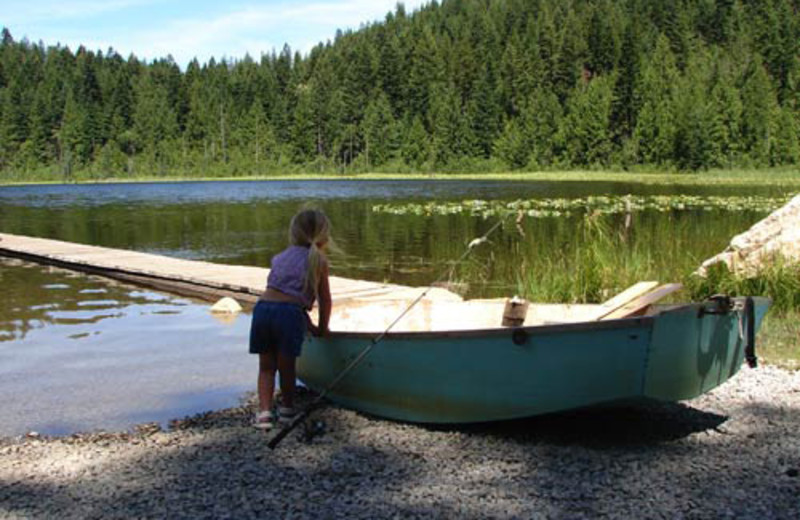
[591,281,659,319]
[596,283,683,320]
[532,281,684,324]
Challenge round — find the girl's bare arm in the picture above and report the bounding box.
[315,258,332,336]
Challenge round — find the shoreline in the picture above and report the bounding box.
[3,362,799,444]
[2,365,798,518]
[2,169,800,188]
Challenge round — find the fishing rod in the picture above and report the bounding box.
[267,216,508,449]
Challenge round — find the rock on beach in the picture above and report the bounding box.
[699,193,800,276]
[1,366,799,519]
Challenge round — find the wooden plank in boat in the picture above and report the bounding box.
[597,281,659,313]
[538,282,659,324]
[598,283,684,320]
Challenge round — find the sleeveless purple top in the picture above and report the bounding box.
[267,245,315,309]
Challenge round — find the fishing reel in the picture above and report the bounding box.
[697,294,736,317]
[299,419,327,444]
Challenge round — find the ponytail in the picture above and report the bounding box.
[289,208,330,303]
[304,241,323,302]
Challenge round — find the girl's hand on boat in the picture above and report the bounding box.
[308,323,319,336]
[309,323,326,337]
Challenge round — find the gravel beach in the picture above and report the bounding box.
[1,365,798,519]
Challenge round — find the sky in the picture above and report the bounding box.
[0,0,429,67]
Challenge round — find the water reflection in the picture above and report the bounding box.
[0,258,188,343]
[0,258,252,437]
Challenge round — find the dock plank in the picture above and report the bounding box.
[0,232,461,306]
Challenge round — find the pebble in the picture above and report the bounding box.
[0,366,798,519]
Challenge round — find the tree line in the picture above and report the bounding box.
[0,0,798,181]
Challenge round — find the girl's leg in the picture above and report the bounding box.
[276,350,297,409]
[257,351,278,412]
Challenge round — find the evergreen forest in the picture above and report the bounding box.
[0,0,799,181]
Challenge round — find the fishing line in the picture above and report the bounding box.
[267,215,509,449]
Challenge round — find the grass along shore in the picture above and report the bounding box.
[758,312,800,369]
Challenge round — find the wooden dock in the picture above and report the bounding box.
[0,233,461,309]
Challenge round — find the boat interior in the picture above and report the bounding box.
[322,282,685,334]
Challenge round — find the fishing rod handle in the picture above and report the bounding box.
[267,407,311,449]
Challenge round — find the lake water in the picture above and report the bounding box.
[0,179,793,436]
[0,258,251,436]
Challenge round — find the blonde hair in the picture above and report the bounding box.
[289,209,331,301]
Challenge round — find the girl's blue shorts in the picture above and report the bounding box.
[249,300,307,357]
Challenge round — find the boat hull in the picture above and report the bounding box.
[297,298,770,423]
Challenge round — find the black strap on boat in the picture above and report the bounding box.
[267,217,508,450]
[744,296,757,368]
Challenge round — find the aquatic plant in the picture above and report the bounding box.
[514,213,684,304]
[372,194,792,219]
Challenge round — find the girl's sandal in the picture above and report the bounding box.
[253,410,275,430]
[278,406,297,425]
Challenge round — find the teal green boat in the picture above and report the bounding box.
[297,295,770,423]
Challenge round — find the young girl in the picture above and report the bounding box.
[249,209,332,430]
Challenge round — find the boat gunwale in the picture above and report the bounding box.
[326,314,658,340]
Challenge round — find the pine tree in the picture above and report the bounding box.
[466,64,502,159]
[73,48,103,158]
[104,59,134,143]
[0,81,27,168]
[132,70,178,171]
[673,49,714,171]
[703,0,736,45]
[750,0,799,105]
[740,55,779,166]
[610,21,642,147]
[376,28,404,115]
[523,87,562,168]
[401,115,430,168]
[406,26,444,118]
[363,92,398,168]
[498,30,534,117]
[430,82,476,166]
[56,90,85,177]
[551,7,587,102]
[632,35,679,166]
[770,103,799,165]
[494,118,529,169]
[272,46,294,143]
[535,2,560,92]
[658,0,694,70]
[586,1,620,76]
[290,84,316,163]
[229,98,276,173]
[707,52,743,168]
[559,74,614,167]
[306,54,342,159]
[25,84,53,165]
